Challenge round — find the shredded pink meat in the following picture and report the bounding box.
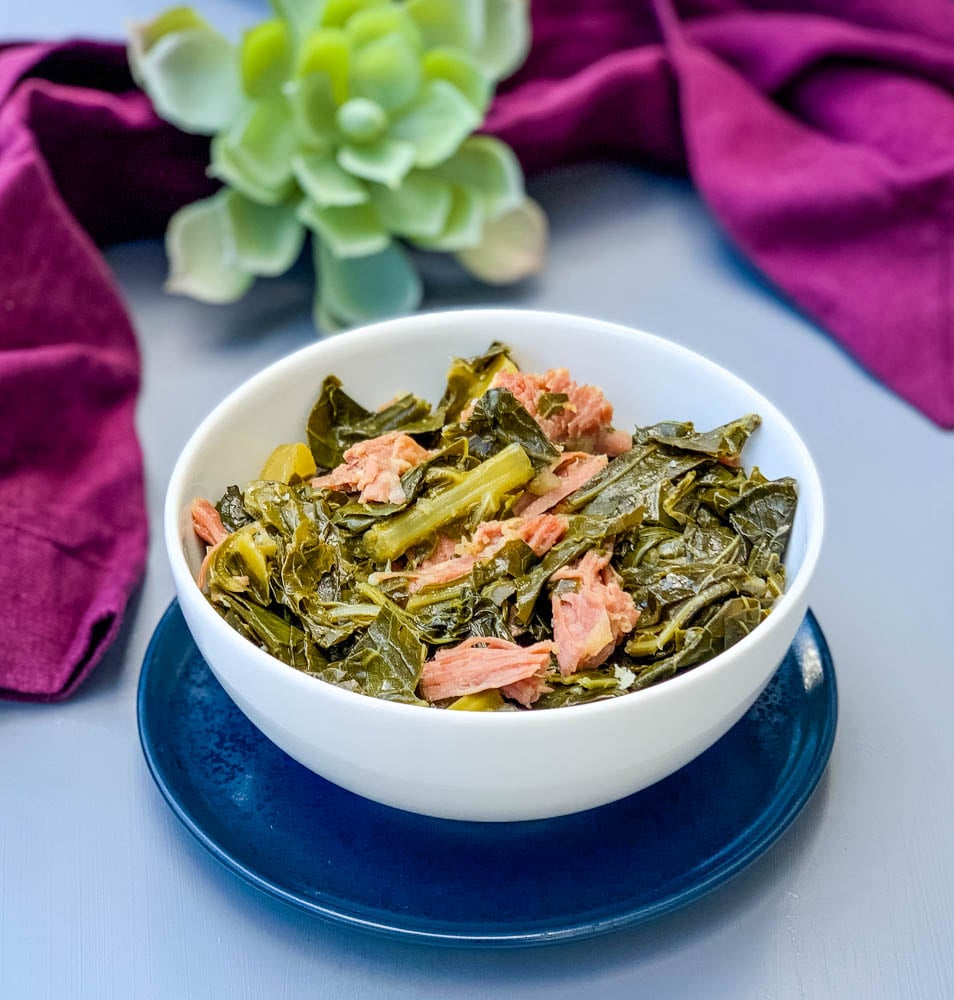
[516,513,569,555]
[462,518,508,556]
[420,636,556,704]
[407,553,479,591]
[473,369,632,456]
[500,674,553,708]
[191,498,229,547]
[515,452,608,517]
[462,513,567,558]
[407,515,567,592]
[598,428,635,456]
[551,550,640,675]
[311,431,430,504]
[191,498,231,590]
[421,535,457,566]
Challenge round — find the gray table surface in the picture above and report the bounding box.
[4,3,954,998]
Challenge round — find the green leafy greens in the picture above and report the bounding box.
[195,343,799,710]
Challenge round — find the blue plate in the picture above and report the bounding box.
[138,601,836,947]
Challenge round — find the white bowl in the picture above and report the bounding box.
[165,309,824,822]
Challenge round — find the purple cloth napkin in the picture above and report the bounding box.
[3,0,954,698]
[0,42,211,700]
[489,0,954,428]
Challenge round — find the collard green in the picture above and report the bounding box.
[307,376,440,470]
[194,344,799,710]
[450,387,561,470]
[436,341,518,423]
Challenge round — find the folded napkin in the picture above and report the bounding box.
[3,0,954,697]
[489,0,954,428]
[0,42,211,700]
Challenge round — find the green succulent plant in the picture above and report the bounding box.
[128,0,546,329]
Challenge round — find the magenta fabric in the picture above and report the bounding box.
[0,42,212,699]
[3,0,954,697]
[489,0,954,427]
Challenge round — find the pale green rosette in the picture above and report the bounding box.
[129,0,546,329]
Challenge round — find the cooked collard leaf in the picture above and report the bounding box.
[215,485,253,532]
[452,387,560,470]
[639,413,761,467]
[306,375,438,469]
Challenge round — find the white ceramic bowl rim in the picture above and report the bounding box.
[165,308,824,730]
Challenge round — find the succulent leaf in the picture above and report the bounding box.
[337,137,415,187]
[315,239,421,327]
[128,6,210,85]
[210,135,279,204]
[421,48,491,114]
[430,135,523,218]
[455,196,547,283]
[210,98,298,204]
[165,192,253,301]
[389,80,480,167]
[240,19,293,99]
[133,26,242,134]
[369,172,452,238]
[350,33,421,112]
[405,0,482,52]
[412,184,483,250]
[295,28,351,104]
[299,202,391,258]
[284,74,338,148]
[322,0,389,30]
[346,7,423,50]
[292,152,369,206]
[268,0,326,37]
[223,190,305,275]
[335,97,388,142]
[475,0,530,81]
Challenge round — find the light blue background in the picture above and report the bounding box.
[2,3,954,997]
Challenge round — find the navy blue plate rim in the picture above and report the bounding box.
[138,601,837,947]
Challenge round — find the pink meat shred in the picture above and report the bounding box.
[499,673,553,708]
[406,552,478,591]
[420,636,557,705]
[406,514,567,592]
[191,498,231,590]
[311,431,430,504]
[514,452,608,517]
[474,369,632,456]
[515,513,569,556]
[190,498,229,547]
[551,550,640,675]
[421,535,457,566]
